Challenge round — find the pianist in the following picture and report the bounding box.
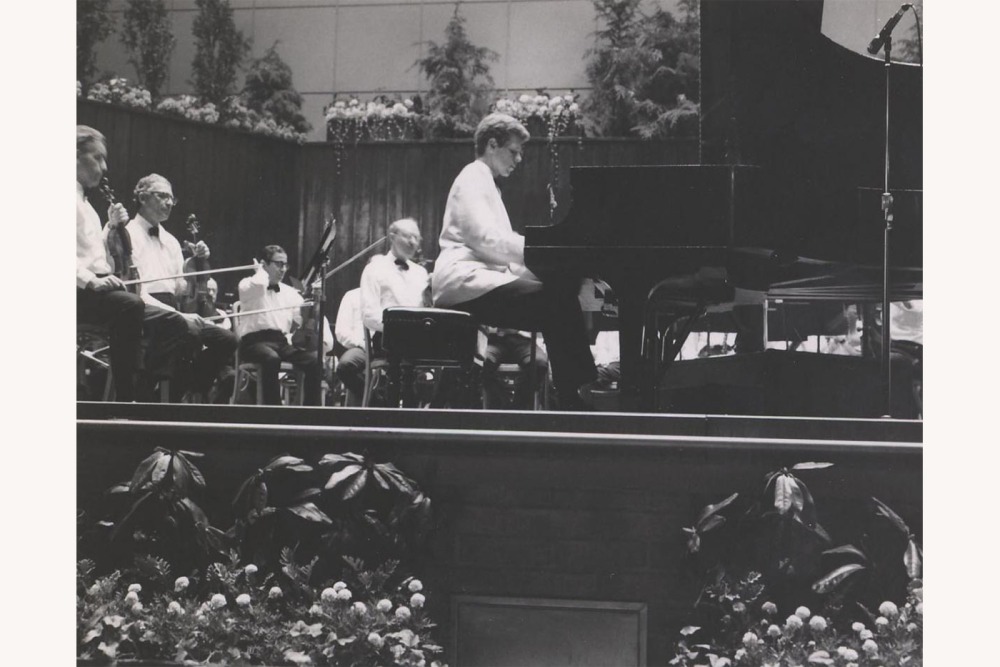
[431,113,598,410]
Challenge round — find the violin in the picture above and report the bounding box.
[98,177,140,293]
[180,214,217,318]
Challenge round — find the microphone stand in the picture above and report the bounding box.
[879,36,894,418]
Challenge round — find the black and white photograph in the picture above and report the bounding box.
[7,0,990,663]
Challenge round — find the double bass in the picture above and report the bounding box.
[98,177,140,292]
[180,214,217,318]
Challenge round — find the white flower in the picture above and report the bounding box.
[236,593,251,607]
[404,98,413,108]
[809,615,827,631]
[87,583,100,597]
[742,632,758,647]
[367,631,384,648]
[734,648,746,661]
[767,624,781,637]
[210,593,227,610]
[125,591,139,604]
[862,639,879,654]
[785,614,803,630]
[840,648,859,661]
[534,95,547,105]
[875,616,889,627]
[519,94,532,104]
[851,622,865,633]
[167,600,184,615]
[549,96,564,107]
[309,604,323,616]
[860,629,873,640]
[410,592,426,608]
[732,602,746,614]
[128,583,142,593]
[377,598,393,612]
[131,602,143,613]
[353,602,367,614]
[391,645,406,659]
[336,588,352,601]
[244,564,258,576]
[395,605,412,620]
[321,587,337,602]
[267,586,283,599]
[408,579,424,593]
[333,581,347,592]
[761,601,777,615]
[794,606,811,619]
[878,601,899,617]
[915,602,923,615]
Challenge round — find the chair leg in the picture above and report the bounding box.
[103,368,115,402]
[159,379,170,403]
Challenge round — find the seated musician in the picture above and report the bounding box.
[334,287,365,406]
[121,174,238,401]
[205,278,232,331]
[76,125,144,401]
[481,328,549,410]
[360,218,431,344]
[431,113,598,410]
[237,245,322,406]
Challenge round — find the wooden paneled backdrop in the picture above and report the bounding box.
[78,101,698,312]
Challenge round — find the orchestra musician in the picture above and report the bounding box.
[431,113,598,410]
[333,287,365,406]
[481,328,549,410]
[360,218,431,336]
[120,174,238,401]
[237,245,322,406]
[76,126,144,401]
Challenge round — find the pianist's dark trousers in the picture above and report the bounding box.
[77,287,145,402]
[449,278,597,407]
[239,329,322,406]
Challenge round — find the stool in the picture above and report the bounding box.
[230,347,307,406]
[381,307,479,408]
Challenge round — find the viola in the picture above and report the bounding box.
[98,177,140,293]
[180,214,217,318]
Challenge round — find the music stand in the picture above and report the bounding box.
[301,217,338,400]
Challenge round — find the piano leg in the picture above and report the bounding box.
[614,286,655,412]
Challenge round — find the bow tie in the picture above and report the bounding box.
[267,283,280,292]
[394,258,409,271]
[148,226,160,238]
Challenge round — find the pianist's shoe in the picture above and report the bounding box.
[576,378,618,411]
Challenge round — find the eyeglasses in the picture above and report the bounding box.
[149,191,178,205]
[268,260,288,268]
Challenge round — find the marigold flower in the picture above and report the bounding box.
[733,602,746,614]
[128,583,142,593]
[785,614,803,630]
[734,648,746,660]
[321,587,337,602]
[863,639,879,654]
[907,622,918,632]
[309,604,323,616]
[333,581,347,592]
[236,594,251,607]
[210,593,227,610]
[411,593,426,608]
[841,648,859,661]
[878,601,899,617]
[174,576,189,593]
[809,615,827,631]
[767,624,781,637]
[368,631,384,648]
[915,602,923,615]
[794,606,811,619]
[244,564,258,576]
[125,591,139,604]
[860,629,873,640]
[131,602,143,613]
[167,600,184,615]
[395,605,412,620]
[377,598,393,612]
[336,588,352,601]
[409,579,424,593]
[742,632,759,647]
[875,616,889,627]
[761,601,778,615]
[353,602,367,614]
[851,622,865,633]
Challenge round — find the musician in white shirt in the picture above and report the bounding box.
[334,287,366,405]
[360,218,431,335]
[432,113,597,410]
[237,245,322,405]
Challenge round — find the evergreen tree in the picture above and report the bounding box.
[121,0,176,100]
[77,0,116,86]
[243,43,312,134]
[190,0,251,106]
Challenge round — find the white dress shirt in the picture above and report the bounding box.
[335,288,364,349]
[115,213,186,310]
[360,253,430,333]
[77,183,113,288]
[237,267,304,337]
[432,160,540,307]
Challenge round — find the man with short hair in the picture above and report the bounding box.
[360,218,431,336]
[237,245,322,405]
[432,113,598,410]
[121,173,237,400]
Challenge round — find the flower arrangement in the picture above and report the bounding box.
[669,573,922,667]
[221,96,309,143]
[86,76,153,110]
[492,91,583,138]
[325,96,422,143]
[156,94,220,124]
[77,555,447,666]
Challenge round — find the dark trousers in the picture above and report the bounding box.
[77,288,144,401]
[482,332,549,409]
[336,346,367,404]
[451,278,596,401]
[240,329,322,406]
[140,305,191,387]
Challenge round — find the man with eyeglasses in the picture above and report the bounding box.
[120,173,237,401]
[432,113,598,410]
[236,245,322,405]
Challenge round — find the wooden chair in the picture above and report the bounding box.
[228,303,306,406]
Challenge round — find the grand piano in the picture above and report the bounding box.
[524,0,922,413]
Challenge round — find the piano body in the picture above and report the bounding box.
[524,0,922,413]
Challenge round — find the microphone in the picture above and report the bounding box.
[867,3,912,55]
